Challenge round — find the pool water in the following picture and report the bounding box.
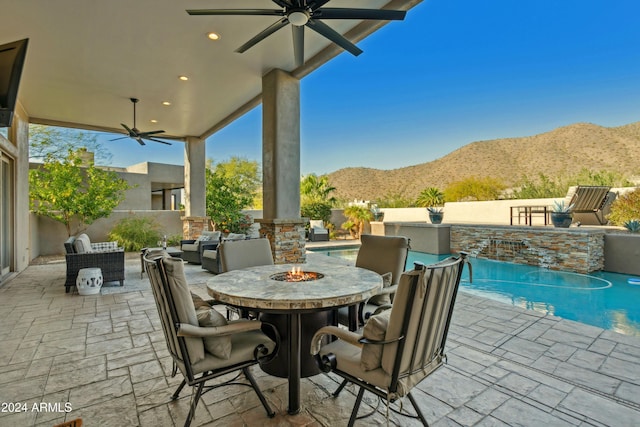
[310,248,640,336]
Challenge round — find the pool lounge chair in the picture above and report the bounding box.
[309,219,330,241]
[565,185,612,225]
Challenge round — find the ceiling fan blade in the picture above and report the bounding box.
[307,0,331,9]
[109,136,128,142]
[314,8,407,21]
[306,19,363,56]
[121,123,135,135]
[292,25,304,67]
[236,17,289,53]
[146,137,172,146]
[186,9,284,17]
[138,129,165,137]
[135,137,146,146]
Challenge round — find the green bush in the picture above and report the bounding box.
[301,201,332,223]
[108,216,161,251]
[608,188,640,226]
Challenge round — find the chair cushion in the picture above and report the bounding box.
[309,220,326,229]
[360,309,391,371]
[73,234,92,254]
[162,256,205,363]
[196,235,210,242]
[367,272,393,306]
[191,292,211,310]
[196,306,232,359]
[201,249,217,260]
[182,243,199,252]
[225,233,246,241]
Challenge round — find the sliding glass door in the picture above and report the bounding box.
[0,152,13,278]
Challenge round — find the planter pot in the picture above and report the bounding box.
[372,212,384,221]
[551,212,572,228]
[429,213,443,224]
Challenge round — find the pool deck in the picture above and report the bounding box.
[1,253,639,426]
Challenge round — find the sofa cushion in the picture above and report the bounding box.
[73,234,92,254]
[202,249,217,260]
[182,243,199,252]
[360,309,391,371]
[367,272,393,306]
[196,306,232,359]
[224,233,246,241]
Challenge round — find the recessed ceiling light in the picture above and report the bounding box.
[162,101,171,106]
[150,119,158,123]
[207,32,220,40]
[179,75,188,81]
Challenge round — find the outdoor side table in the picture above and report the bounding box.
[76,267,103,295]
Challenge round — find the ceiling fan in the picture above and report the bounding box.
[110,98,171,146]
[187,0,407,67]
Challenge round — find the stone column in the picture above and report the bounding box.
[262,68,301,219]
[182,136,208,238]
[258,218,307,264]
[261,69,306,262]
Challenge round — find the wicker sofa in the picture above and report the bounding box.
[64,234,125,293]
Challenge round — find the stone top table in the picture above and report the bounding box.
[207,256,382,415]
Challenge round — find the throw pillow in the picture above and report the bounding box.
[191,292,212,310]
[360,309,391,371]
[73,234,92,254]
[196,306,232,359]
[196,235,210,242]
[368,272,393,306]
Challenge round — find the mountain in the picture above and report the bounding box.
[326,121,640,202]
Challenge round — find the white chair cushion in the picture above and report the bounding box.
[201,249,217,260]
[182,243,199,252]
[309,220,325,229]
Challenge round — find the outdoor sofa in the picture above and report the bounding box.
[63,233,125,293]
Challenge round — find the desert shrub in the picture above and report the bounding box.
[608,188,640,226]
[512,173,566,199]
[108,216,161,251]
[301,201,332,223]
[444,177,505,202]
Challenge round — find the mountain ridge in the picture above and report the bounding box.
[326,121,640,201]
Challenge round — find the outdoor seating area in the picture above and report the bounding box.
[63,234,125,293]
[2,251,640,426]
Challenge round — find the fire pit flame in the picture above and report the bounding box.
[270,267,324,282]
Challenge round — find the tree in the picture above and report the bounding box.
[29,124,112,164]
[206,157,261,233]
[512,173,566,199]
[608,188,640,226]
[300,174,337,205]
[444,177,505,202]
[415,187,444,207]
[29,150,130,236]
[342,205,373,239]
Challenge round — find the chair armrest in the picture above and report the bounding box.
[373,284,398,297]
[199,241,219,255]
[180,239,196,245]
[310,325,362,355]
[177,320,263,338]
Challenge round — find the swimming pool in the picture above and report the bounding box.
[309,248,640,336]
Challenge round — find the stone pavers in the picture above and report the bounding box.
[1,256,639,426]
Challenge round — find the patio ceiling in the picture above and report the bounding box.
[1,0,419,141]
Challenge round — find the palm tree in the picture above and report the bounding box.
[415,187,444,207]
[301,174,337,204]
[342,205,373,239]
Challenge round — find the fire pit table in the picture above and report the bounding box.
[207,258,382,415]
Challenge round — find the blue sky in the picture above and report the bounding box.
[108,0,640,175]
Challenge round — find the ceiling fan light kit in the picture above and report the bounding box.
[186,0,407,67]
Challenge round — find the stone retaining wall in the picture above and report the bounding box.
[450,224,605,273]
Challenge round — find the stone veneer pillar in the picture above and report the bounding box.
[257,218,306,264]
[181,216,209,240]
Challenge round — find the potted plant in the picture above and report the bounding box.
[427,207,444,224]
[623,219,640,233]
[550,201,573,228]
[370,204,384,221]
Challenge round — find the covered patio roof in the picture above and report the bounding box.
[1,0,419,140]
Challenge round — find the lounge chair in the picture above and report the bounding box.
[309,219,330,241]
[63,234,125,293]
[311,253,468,426]
[565,185,613,225]
[143,251,277,427]
[180,231,221,264]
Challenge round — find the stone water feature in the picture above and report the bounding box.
[450,224,606,273]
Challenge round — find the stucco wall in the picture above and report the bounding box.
[33,210,184,257]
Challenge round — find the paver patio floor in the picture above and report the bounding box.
[1,253,639,426]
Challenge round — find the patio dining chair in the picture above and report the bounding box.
[311,252,469,426]
[144,251,277,427]
[337,234,410,330]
